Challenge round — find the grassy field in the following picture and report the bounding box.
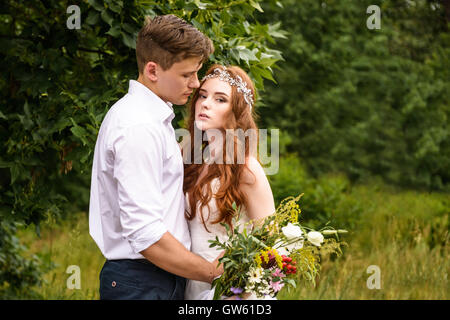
[17,181,449,300]
[18,213,104,299]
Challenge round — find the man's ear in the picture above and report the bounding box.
[144,62,158,82]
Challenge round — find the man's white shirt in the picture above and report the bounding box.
[89,80,191,260]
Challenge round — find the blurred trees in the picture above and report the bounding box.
[259,0,450,190]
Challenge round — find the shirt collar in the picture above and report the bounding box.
[128,80,175,123]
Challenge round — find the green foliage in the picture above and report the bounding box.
[0,0,283,297]
[0,220,51,299]
[268,154,364,230]
[259,0,450,191]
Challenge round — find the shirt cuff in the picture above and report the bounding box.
[126,222,168,254]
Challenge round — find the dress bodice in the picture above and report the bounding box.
[184,177,250,300]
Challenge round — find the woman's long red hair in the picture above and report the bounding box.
[183,65,259,231]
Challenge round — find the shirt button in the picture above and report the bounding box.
[112,281,116,287]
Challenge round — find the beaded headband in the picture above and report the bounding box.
[202,67,254,110]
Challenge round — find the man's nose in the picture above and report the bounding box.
[189,73,200,89]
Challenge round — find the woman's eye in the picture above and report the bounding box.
[217,98,226,103]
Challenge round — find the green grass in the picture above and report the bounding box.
[18,213,104,300]
[279,183,449,300]
[17,182,449,300]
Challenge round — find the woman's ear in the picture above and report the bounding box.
[144,61,158,82]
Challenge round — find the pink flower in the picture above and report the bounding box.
[272,268,286,279]
[270,280,284,293]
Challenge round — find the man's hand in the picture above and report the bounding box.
[141,232,222,283]
[209,251,225,283]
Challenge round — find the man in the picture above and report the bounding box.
[89,14,222,300]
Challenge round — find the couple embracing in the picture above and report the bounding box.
[89,14,275,300]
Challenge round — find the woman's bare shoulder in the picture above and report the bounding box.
[241,156,266,185]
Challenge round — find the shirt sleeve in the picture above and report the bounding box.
[112,123,168,254]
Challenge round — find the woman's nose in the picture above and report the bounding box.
[201,99,210,109]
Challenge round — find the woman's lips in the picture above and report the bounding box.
[198,113,209,120]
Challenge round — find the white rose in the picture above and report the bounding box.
[307,231,324,247]
[281,223,303,239]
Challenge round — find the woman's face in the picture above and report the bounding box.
[194,77,232,132]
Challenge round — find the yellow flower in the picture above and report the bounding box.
[290,209,298,223]
[255,254,262,267]
[261,250,269,264]
[273,249,283,269]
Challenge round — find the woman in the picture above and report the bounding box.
[182,65,276,299]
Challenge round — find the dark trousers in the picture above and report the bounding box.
[99,259,186,300]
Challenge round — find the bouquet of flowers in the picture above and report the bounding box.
[209,194,347,300]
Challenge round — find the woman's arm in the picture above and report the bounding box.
[240,156,276,221]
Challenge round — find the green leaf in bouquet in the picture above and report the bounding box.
[220,221,230,234]
[284,278,297,288]
[220,257,231,264]
[212,279,223,300]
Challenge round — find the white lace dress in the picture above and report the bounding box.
[184,178,250,300]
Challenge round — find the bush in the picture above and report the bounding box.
[0,221,48,299]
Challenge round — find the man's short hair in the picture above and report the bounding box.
[136,14,214,73]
